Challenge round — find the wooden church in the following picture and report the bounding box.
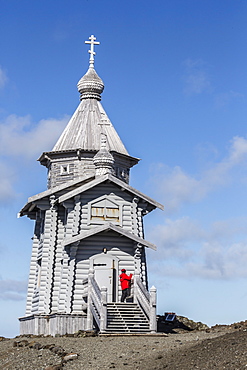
[19,35,163,336]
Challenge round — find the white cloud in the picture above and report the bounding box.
[214,90,245,108]
[149,216,247,280]
[147,136,247,281]
[228,136,247,165]
[149,217,204,260]
[0,279,27,301]
[0,162,16,203]
[0,114,69,159]
[183,59,211,95]
[151,165,205,212]
[151,136,247,213]
[185,240,247,279]
[0,114,68,204]
[0,66,8,89]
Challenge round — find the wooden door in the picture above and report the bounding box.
[91,254,118,302]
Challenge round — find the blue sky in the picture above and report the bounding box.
[1,0,247,337]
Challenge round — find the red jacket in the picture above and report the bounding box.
[120,273,133,290]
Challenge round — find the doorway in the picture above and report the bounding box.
[90,253,119,302]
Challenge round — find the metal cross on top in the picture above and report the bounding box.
[85,35,100,68]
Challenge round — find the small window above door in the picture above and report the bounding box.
[88,195,122,225]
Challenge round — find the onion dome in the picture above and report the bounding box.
[93,134,114,176]
[77,67,104,101]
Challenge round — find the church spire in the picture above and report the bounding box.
[39,35,139,188]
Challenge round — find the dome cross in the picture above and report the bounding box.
[85,35,100,68]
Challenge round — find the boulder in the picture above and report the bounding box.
[176,316,209,331]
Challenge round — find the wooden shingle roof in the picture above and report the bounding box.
[52,95,129,155]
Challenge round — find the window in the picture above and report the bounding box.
[60,164,70,175]
[88,196,122,225]
[91,204,119,222]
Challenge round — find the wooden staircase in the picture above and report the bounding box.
[105,302,150,333]
[86,271,157,333]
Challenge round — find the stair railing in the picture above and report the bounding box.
[100,286,107,332]
[86,269,107,332]
[133,272,157,333]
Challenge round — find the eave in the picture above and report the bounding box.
[62,222,157,250]
[58,173,164,211]
[19,173,164,218]
[38,149,139,168]
[19,174,95,217]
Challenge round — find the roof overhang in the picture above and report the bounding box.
[62,222,157,250]
[38,149,139,168]
[58,174,164,210]
[19,173,164,218]
[19,174,95,217]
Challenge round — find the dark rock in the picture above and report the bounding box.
[13,340,29,347]
[176,316,209,331]
[157,314,209,333]
[33,342,43,350]
[50,346,67,357]
[74,330,97,337]
[43,344,56,349]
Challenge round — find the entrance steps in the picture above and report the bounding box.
[105,302,150,333]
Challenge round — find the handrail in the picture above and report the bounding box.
[134,273,157,333]
[91,277,101,299]
[91,276,101,324]
[86,269,107,332]
[137,278,150,301]
[134,275,150,318]
[89,301,100,328]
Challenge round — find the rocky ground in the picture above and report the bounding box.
[0,320,247,369]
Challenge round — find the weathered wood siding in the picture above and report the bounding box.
[50,207,66,313]
[76,182,146,238]
[48,156,96,188]
[25,181,149,316]
[26,212,43,315]
[72,233,136,312]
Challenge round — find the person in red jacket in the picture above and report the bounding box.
[119,269,133,302]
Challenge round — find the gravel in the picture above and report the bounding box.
[0,327,246,369]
